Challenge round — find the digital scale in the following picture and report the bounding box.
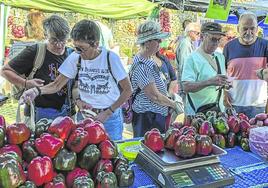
[135,142,235,188]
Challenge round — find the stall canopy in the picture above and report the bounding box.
[0,0,157,19]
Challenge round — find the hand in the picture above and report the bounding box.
[256,68,268,81]
[26,78,45,89]
[224,91,232,108]
[208,75,230,87]
[76,99,92,111]
[20,87,39,104]
[95,110,112,123]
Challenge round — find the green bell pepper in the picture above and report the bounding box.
[35,118,52,138]
[78,144,100,171]
[0,156,26,187]
[19,181,37,188]
[0,127,5,148]
[73,176,94,188]
[53,148,77,171]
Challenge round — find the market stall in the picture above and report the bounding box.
[0,0,268,187]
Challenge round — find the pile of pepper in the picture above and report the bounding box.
[0,115,134,188]
[144,110,268,158]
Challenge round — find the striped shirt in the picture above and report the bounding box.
[223,38,268,107]
[130,55,169,116]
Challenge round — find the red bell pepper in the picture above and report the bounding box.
[27,156,54,186]
[144,128,164,152]
[6,123,30,144]
[85,121,108,144]
[76,117,94,128]
[99,140,118,159]
[35,133,63,158]
[66,167,89,188]
[66,127,88,153]
[0,115,6,129]
[0,144,22,158]
[48,116,75,141]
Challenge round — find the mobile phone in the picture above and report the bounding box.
[0,95,8,103]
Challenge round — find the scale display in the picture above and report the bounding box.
[168,164,233,187]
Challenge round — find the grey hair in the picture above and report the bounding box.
[239,11,257,24]
[43,15,70,40]
[185,22,200,34]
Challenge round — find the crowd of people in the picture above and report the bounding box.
[1,11,268,140]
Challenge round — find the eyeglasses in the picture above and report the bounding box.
[208,36,222,43]
[191,31,200,35]
[74,46,90,54]
[74,40,97,54]
[48,37,67,45]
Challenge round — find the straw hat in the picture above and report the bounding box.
[136,20,170,44]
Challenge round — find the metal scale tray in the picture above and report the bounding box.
[139,141,227,172]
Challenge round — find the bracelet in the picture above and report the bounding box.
[108,106,114,113]
[35,86,41,96]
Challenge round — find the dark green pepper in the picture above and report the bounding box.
[73,176,94,188]
[35,118,52,138]
[241,138,250,151]
[78,144,100,171]
[0,151,22,164]
[53,148,77,171]
[22,139,38,163]
[96,171,117,188]
[0,156,26,187]
[19,181,36,188]
[0,127,5,148]
[115,164,135,187]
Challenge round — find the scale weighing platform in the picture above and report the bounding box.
[135,142,235,188]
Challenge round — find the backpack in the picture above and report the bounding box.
[106,51,141,123]
[12,43,46,100]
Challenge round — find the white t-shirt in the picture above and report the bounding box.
[59,47,127,109]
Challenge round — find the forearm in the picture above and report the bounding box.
[39,74,69,95]
[149,92,175,109]
[1,68,26,88]
[183,80,211,93]
[168,80,177,95]
[110,88,132,111]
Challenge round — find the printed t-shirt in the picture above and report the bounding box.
[9,44,69,110]
[59,47,127,109]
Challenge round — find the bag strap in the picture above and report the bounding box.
[27,43,46,79]
[16,102,35,133]
[187,55,222,112]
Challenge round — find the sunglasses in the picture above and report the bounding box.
[226,36,235,40]
[74,40,96,54]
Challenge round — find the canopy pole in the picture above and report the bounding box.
[0,3,10,66]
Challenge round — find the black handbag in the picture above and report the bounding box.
[187,55,222,114]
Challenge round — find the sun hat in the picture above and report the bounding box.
[136,20,170,44]
[201,22,226,36]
